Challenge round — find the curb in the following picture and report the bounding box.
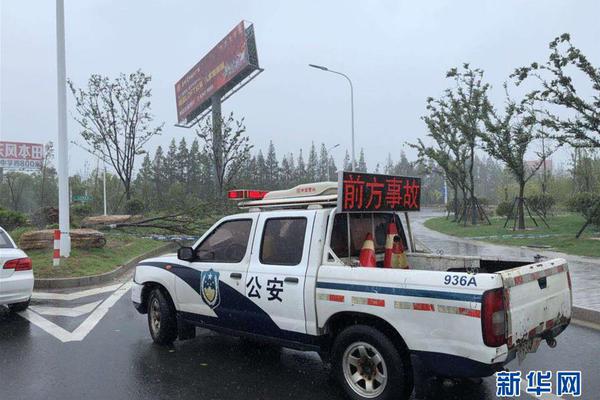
[572,306,600,327]
[34,242,178,289]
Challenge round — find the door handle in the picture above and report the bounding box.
[230,273,242,280]
[284,277,299,284]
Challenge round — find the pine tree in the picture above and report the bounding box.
[318,143,329,181]
[176,138,189,185]
[164,139,178,183]
[152,146,166,209]
[280,155,293,188]
[296,149,307,184]
[328,155,338,181]
[343,150,352,171]
[256,150,267,188]
[384,153,394,175]
[265,141,279,188]
[357,148,367,172]
[307,142,318,181]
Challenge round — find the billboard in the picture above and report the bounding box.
[337,171,421,212]
[0,141,44,170]
[175,21,260,125]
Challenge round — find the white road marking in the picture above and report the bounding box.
[32,283,123,301]
[30,300,102,317]
[19,281,132,343]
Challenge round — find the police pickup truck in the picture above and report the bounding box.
[132,176,571,400]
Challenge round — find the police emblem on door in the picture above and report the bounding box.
[200,269,220,309]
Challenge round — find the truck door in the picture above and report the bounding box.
[246,210,315,338]
[175,217,255,325]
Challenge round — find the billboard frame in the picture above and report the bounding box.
[174,21,263,128]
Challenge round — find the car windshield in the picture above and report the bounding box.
[0,230,15,249]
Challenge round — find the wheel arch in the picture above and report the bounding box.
[139,281,176,314]
[321,311,410,356]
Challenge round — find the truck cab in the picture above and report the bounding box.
[132,179,572,400]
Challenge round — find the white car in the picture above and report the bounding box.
[0,227,33,312]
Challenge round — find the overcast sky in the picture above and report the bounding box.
[1,0,599,176]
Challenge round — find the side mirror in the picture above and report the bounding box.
[177,247,195,261]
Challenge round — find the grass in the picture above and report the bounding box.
[424,213,600,258]
[26,233,167,279]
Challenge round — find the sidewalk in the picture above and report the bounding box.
[411,210,600,315]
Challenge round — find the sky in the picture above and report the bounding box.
[1,0,599,177]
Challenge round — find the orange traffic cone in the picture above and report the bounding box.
[391,235,409,269]
[359,233,377,267]
[383,223,398,268]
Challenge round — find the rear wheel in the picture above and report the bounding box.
[8,299,30,312]
[332,325,413,400]
[147,289,177,345]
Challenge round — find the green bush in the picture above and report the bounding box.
[566,192,600,225]
[125,199,145,215]
[496,201,514,217]
[0,208,28,231]
[529,194,555,217]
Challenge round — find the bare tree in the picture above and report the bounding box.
[197,112,253,198]
[69,70,163,200]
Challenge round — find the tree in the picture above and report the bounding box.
[197,112,252,198]
[343,151,352,171]
[357,148,367,172]
[69,70,163,200]
[410,94,470,221]
[444,64,491,224]
[296,149,307,183]
[39,142,55,209]
[513,33,600,148]
[482,91,555,229]
[307,142,318,181]
[514,33,600,236]
[318,143,329,180]
[265,141,279,187]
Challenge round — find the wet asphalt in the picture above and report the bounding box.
[1,210,598,400]
[1,284,599,400]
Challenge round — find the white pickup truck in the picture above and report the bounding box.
[131,181,571,400]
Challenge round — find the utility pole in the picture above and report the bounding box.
[56,0,70,258]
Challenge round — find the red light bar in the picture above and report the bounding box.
[227,189,268,200]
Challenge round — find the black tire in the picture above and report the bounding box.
[331,325,413,400]
[8,299,30,312]
[147,288,178,345]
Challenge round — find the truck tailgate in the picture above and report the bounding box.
[500,258,571,349]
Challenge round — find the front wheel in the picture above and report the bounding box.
[147,289,177,345]
[331,325,413,400]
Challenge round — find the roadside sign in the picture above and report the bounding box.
[337,171,421,212]
[73,195,93,202]
[0,141,44,170]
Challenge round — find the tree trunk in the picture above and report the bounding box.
[517,181,526,230]
[453,186,459,221]
[469,145,477,225]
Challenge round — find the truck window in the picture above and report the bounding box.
[196,219,252,263]
[260,217,307,266]
[330,213,407,259]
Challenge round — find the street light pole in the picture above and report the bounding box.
[56,0,70,258]
[309,64,355,171]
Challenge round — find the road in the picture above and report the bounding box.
[1,213,598,400]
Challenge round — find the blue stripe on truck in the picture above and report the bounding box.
[316,281,482,303]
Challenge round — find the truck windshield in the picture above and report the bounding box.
[329,212,407,260]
